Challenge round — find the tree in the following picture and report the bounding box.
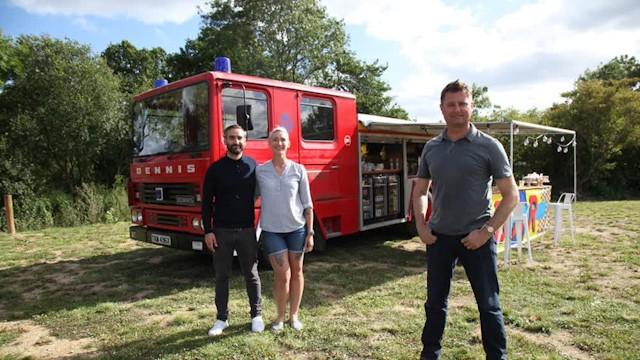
[471,83,491,119]
[0,31,17,90]
[0,35,126,192]
[168,0,407,118]
[102,40,168,95]
[320,55,408,118]
[546,55,640,197]
[546,78,640,196]
[101,41,170,178]
[581,55,640,82]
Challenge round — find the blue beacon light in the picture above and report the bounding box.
[154,79,168,88]
[214,57,232,73]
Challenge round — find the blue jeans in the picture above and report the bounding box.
[420,231,506,360]
[260,227,307,256]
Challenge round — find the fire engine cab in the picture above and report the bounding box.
[128,58,434,252]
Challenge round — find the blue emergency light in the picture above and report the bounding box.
[154,79,168,88]
[214,57,231,73]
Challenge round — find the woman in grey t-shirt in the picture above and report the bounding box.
[257,126,314,331]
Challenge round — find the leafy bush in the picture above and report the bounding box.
[49,191,85,227]
[103,175,129,223]
[1,178,130,231]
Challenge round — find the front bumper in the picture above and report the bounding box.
[129,225,206,252]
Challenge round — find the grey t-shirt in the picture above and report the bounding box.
[417,124,512,235]
[256,160,313,233]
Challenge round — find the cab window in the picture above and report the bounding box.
[222,88,268,139]
[301,97,334,141]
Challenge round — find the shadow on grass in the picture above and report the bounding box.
[96,327,239,360]
[0,246,214,321]
[0,225,446,324]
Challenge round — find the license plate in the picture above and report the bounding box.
[192,241,203,251]
[151,233,171,246]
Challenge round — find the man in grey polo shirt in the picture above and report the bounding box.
[412,80,518,359]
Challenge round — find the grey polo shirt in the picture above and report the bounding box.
[417,124,512,235]
[256,160,313,233]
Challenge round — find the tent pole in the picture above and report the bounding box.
[509,121,514,168]
[574,136,577,201]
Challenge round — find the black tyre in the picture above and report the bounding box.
[312,225,327,253]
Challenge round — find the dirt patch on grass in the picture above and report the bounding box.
[390,239,426,252]
[0,320,98,359]
[539,230,638,299]
[510,327,595,360]
[283,349,333,360]
[142,314,173,328]
[448,294,476,309]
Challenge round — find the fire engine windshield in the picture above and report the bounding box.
[133,82,209,157]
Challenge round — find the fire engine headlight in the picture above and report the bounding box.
[192,217,200,230]
[131,210,143,223]
[131,210,141,223]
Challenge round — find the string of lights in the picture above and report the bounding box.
[522,134,576,153]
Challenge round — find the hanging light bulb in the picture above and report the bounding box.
[557,145,562,152]
[542,135,547,142]
[524,138,529,146]
[561,136,565,142]
[563,147,568,153]
[514,126,520,134]
[547,137,553,144]
[533,140,538,147]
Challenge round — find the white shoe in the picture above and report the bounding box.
[272,321,284,331]
[251,316,265,333]
[291,319,303,331]
[208,320,228,336]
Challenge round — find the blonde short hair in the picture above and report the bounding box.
[268,126,289,141]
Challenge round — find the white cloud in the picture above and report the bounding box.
[10,0,208,24]
[71,16,97,32]
[322,0,640,120]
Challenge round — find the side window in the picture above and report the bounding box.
[221,88,268,139]
[301,97,334,141]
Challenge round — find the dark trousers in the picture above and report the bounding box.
[421,232,506,360]
[213,227,262,321]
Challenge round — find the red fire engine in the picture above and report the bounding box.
[128,58,433,252]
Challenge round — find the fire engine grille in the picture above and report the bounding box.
[142,183,196,206]
[154,213,185,227]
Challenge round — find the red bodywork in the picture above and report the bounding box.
[128,71,366,250]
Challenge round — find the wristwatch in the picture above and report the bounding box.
[307,229,315,236]
[483,224,496,234]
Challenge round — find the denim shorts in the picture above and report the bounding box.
[260,227,307,256]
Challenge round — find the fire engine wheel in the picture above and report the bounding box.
[398,220,418,239]
[312,225,327,253]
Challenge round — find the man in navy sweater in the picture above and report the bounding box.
[202,124,264,336]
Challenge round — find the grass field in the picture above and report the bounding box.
[0,201,639,359]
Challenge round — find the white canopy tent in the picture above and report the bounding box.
[358,114,577,198]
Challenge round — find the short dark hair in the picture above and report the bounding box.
[224,124,245,136]
[440,80,471,103]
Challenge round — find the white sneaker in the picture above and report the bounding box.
[272,321,284,331]
[291,319,303,331]
[208,320,228,336]
[251,316,265,333]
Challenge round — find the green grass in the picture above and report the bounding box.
[0,201,639,359]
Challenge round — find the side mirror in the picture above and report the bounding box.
[236,105,254,131]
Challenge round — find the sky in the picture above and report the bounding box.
[1,0,639,121]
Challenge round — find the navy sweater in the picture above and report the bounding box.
[202,155,256,233]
